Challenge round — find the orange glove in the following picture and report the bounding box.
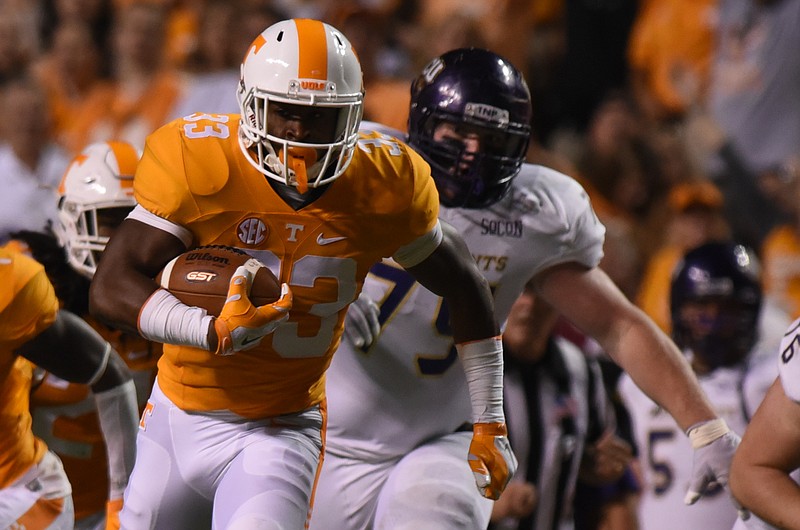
[105,498,123,530]
[468,422,517,500]
[213,266,292,356]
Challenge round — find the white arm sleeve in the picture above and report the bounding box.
[458,336,506,424]
[137,288,213,350]
[779,317,800,402]
[94,379,139,499]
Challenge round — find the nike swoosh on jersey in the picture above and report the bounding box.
[241,336,263,347]
[317,234,347,245]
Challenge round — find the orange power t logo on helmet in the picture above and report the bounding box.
[59,155,89,194]
[248,34,267,58]
[242,34,267,65]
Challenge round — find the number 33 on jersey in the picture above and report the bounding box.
[132,113,441,420]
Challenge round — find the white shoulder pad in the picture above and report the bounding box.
[778,317,800,402]
[514,165,606,270]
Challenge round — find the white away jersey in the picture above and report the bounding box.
[618,347,778,530]
[324,154,606,460]
[779,317,800,402]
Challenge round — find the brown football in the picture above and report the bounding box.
[155,245,280,316]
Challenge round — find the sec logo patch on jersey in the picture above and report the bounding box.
[238,218,268,245]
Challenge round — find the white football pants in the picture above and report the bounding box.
[310,431,493,529]
[0,450,74,530]
[120,380,324,530]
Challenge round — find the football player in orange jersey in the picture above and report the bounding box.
[0,244,138,530]
[89,18,514,529]
[17,141,161,530]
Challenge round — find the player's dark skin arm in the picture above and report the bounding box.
[17,310,132,393]
[90,218,188,336]
[93,218,498,349]
[406,221,500,343]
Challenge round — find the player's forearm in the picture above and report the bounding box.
[609,318,716,431]
[449,285,505,423]
[89,269,161,335]
[459,336,505,424]
[137,288,214,350]
[439,256,499,343]
[447,292,499,343]
[732,469,800,529]
[90,217,188,335]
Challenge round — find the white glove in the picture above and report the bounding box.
[344,291,381,348]
[684,419,749,520]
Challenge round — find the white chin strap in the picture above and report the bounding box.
[264,153,286,177]
[265,147,323,192]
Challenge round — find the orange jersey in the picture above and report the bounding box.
[30,319,160,519]
[134,114,439,418]
[0,246,59,487]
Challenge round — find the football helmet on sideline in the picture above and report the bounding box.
[670,241,763,370]
[408,48,532,208]
[55,141,139,279]
[237,18,364,191]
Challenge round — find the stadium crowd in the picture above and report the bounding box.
[2,0,800,529]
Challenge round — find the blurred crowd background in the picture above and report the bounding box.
[1,0,800,366]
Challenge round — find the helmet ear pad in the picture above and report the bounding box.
[408,48,532,208]
[670,241,763,370]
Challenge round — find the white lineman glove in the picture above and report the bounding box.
[344,291,380,348]
[213,266,292,356]
[685,418,749,520]
[468,423,518,500]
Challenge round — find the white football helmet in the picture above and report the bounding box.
[55,141,139,279]
[237,18,364,191]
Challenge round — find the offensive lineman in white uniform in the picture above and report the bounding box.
[619,242,789,530]
[310,48,744,529]
[731,317,800,528]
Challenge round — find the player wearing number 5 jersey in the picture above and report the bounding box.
[89,19,512,530]
[311,48,749,530]
[619,242,789,530]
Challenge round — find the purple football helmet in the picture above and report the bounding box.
[408,48,532,208]
[670,241,763,370]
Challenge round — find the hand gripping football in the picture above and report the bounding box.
[155,245,280,316]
